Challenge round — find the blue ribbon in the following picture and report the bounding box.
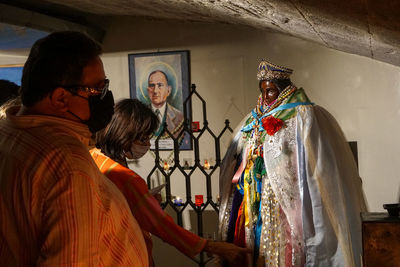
[241,102,314,133]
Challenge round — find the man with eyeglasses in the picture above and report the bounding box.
[147,70,184,139]
[0,31,148,266]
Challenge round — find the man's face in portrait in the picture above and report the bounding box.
[147,71,171,108]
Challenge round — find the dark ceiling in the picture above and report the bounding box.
[0,0,399,66]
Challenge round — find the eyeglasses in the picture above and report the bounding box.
[63,79,110,99]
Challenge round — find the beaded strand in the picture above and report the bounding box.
[264,85,297,113]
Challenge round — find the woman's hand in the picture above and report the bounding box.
[203,240,252,264]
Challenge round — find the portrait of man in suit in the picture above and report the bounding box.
[147,70,184,139]
[129,50,191,150]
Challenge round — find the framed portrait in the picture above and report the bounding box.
[128,50,192,150]
[0,64,23,85]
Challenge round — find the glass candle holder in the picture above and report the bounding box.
[173,196,183,206]
[204,160,210,170]
[163,161,170,171]
[195,194,204,207]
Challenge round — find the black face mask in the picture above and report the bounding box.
[69,91,115,133]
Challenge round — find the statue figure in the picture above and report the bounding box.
[219,59,367,267]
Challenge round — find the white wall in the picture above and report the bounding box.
[102,17,400,213]
[0,49,28,65]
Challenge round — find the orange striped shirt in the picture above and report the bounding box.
[0,107,148,266]
[90,148,207,260]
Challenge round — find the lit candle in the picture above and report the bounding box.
[174,196,183,206]
[204,160,210,170]
[195,194,204,207]
[163,161,169,171]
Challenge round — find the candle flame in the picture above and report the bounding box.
[204,160,210,170]
[163,161,169,171]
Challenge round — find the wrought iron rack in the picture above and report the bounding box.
[147,84,233,266]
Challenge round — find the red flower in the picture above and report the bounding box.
[261,116,284,136]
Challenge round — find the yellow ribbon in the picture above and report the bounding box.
[243,151,254,226]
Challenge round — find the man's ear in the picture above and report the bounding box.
[49,87,70,112]
[167,85,171,96]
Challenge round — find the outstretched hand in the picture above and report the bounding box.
[203,240,252,264]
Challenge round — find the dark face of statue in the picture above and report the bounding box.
[260,80,280,105]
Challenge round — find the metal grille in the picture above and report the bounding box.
[146,84,232,266]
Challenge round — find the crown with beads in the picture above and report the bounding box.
[256,59,293,81]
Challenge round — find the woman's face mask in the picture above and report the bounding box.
[125,140,151,160]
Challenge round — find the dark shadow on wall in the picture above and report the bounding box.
[102,16,276,53]
[348,141,358,170]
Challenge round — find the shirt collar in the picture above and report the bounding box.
[151,102,167,117]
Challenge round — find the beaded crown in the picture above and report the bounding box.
[257,59,293,81]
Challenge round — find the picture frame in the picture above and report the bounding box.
[128,50,192,150]
[0,64,23,85]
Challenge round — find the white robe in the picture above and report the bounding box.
[219,104,367,266]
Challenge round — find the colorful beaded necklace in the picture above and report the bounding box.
[264,85,297,113]
[249,85,297,141]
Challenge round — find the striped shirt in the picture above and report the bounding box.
[90,149,207,260]
[0,107,148,267]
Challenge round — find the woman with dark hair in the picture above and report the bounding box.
[94,98,158,166]
[0,79,19,106]
[90,98,250,266]
[0,79,21,119]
